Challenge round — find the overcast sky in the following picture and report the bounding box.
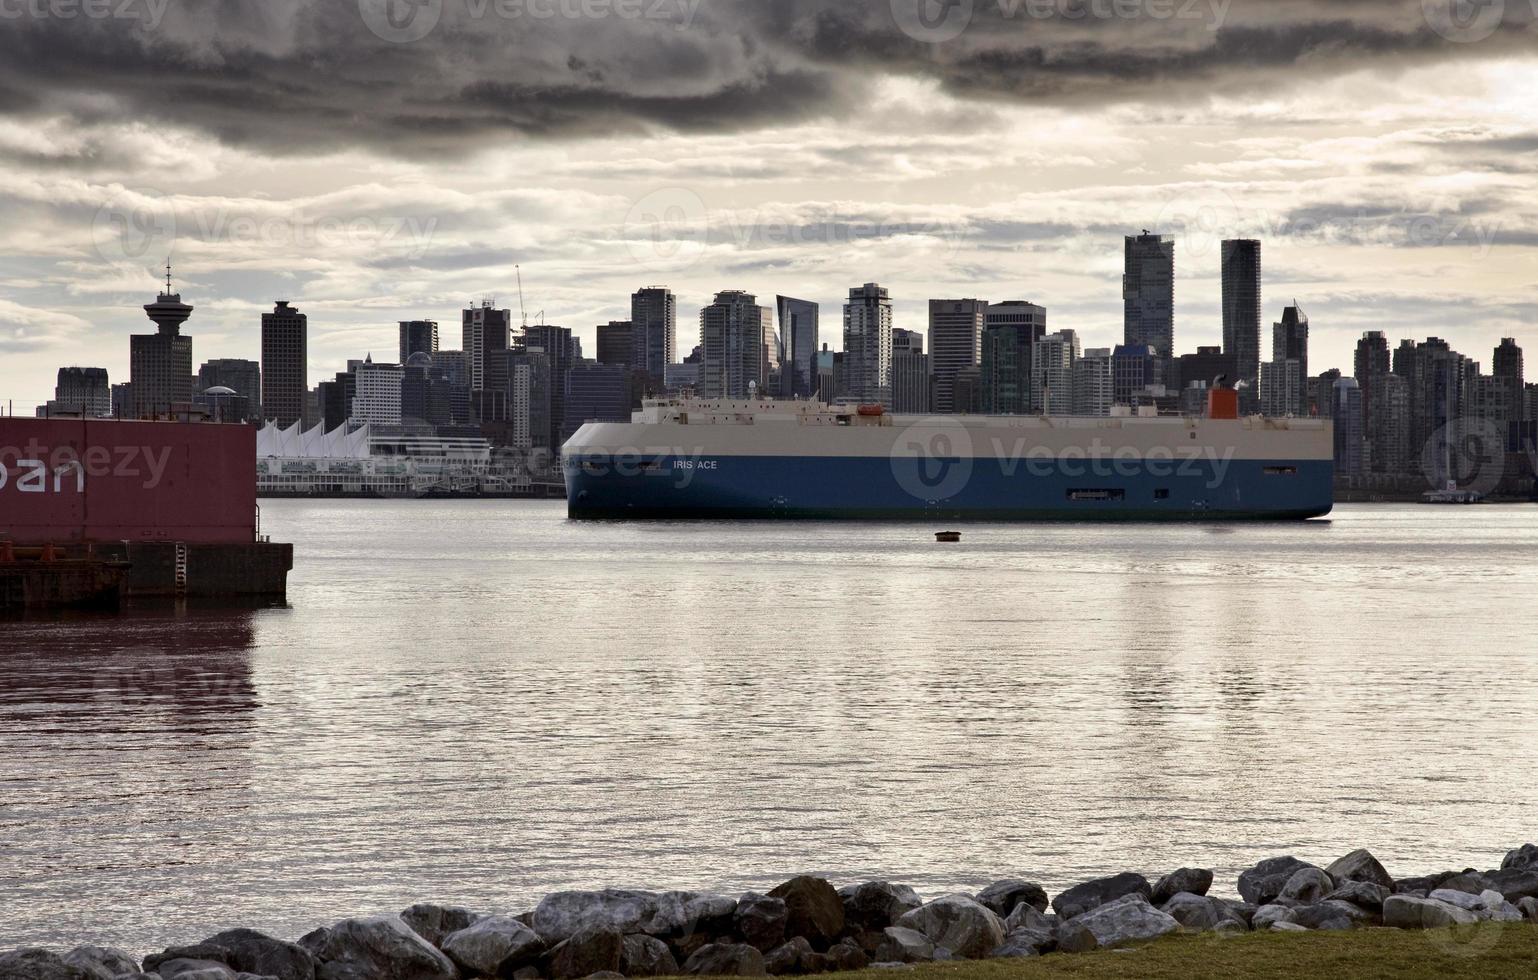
[1,0,1535,410]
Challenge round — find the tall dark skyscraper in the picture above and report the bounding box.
[776,296,819,398]
[700,291,774,400]
[1221,239,1261,386]
[518,323,581,449]
[1273,303,1309,387]
[399,320,439,364]
[129,266,194,419]
[52,367,111,417]
[261,301,308,426]
[1123,231,1174,356]
[630,287,676,382]
[463,301,512,421]
[1494,337,1525,420]
[596,321,634,367]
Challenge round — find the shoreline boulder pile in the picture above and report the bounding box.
[5,846,1538,980]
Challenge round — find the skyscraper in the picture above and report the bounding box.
[399,320,439,364]
[776,296,819,398]
[1073,349,1115,417]
[929,298,987,414]
[1494,337,1525,421]
[52,367,111,418]
[518,324,581,450]
[631,287,677,383]
[1354,330,1391,430]
[596,321,634,367]
[463,301,512,422]
[1367,372,1411,474]
[891,328,931,414]
[1221,239,1261,387]
[350,357,404,426]
[1123,232,1174,355]
[699,290,774,400]
[1333,377,1365,477]
[197,358,262,422]
[130,268,194,419]
[1032,330,1080,414]
[1259,359,1303,418]
[261,301,307,426]
[980,319,1039,415]
[843,283,894,406]
[1272,304,1309,416]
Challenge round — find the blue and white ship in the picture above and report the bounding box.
[563,392,1334,521]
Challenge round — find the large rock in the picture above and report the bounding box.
[1160,893,1246,932]
[763,937,815,976]
[1151,869,1213,905]
[1051,873,1151,920]
[542,926,623,980]
[975,880,1048,917]
[400,905,480,948]
[1250,905,1296,930]
[621,935,680,978]
[822,941,867,972]
[1503,844,1538,871]
[838,882,922,932]
[1395,872,1454,894]
[647,892,738,940]
[1056,895,1179,954]
[0,949,91,980]
[894,895,1004,960]
[1478,891,1525,923]
[991,906,1056,957]
[682,943,767,977]
[1292,900,1368,931]
[1438,872,1493,895]
[1488,869,1538,902]
[1518,897,1538,922]
[1382,895,1480,929]
[1325,881,1391,911]
[314,915,457,980]
[440,916,544,976]
[148,957,237,979]
[531,890,656,944]
[871,928,934,964]
[766,877,844,948]
[1237,857,1319,906]
[143,944,235,977]
[1280,868,1334,905]
[1324,849,1394,891]
[203,929,316,980]
[734,894,789,952]
[62,947,140,980]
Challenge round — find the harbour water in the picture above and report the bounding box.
[2,501,1536,953]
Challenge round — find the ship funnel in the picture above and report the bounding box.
[1207,385,1239,420]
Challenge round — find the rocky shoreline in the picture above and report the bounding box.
[6,845,1538,980]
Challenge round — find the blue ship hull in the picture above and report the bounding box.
[564,453,1334,521]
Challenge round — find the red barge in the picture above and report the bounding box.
[1,416,292,610]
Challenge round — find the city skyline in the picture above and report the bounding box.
[2,3,1536,409]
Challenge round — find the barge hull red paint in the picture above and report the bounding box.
[0,417,257,545]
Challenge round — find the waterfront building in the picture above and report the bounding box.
[1259,359,1303,417]
[1123,231,1174,356]
[1221,239,1262,388]
[350,358,404,427]
[631,287,677,384]
[929,298,987,413]
[596,321,634,367]
[1334,377,1366,477]
[1270,304,1309,416]
[776,296,819,398]
[399,320,439,364]
[1031,330,1080,414]
[129,272,194,419]
[51,367,112,418]
[261,301,307,427]
[699,290,774,400]
[843,283,893,406]
[891,329,931,414]
[980,319,1035,414]
[1072,348,1115,417]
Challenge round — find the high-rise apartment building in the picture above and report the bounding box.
[1259,359,1303,417]
[1073,349,1115,417]
[928,298,987,414]
[891,328,931,414]
[1123,232,1174,355]
[596,321,634,367]
[399,320,439,364]
[462,301,512,395]
[843,283,894,406]
[1333,377,1365,477]
[1221,239,1261,387]
[1032,330,1080,414]
[631,287,677,383]
[1272,304,1310,416]
[699,291,774,400]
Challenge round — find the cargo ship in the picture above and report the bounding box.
[1,417,292,609]
[563,388,1334,521]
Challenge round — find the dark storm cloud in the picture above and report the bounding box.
[0,0,1531,156]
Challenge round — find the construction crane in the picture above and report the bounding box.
[516,264,528,330]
